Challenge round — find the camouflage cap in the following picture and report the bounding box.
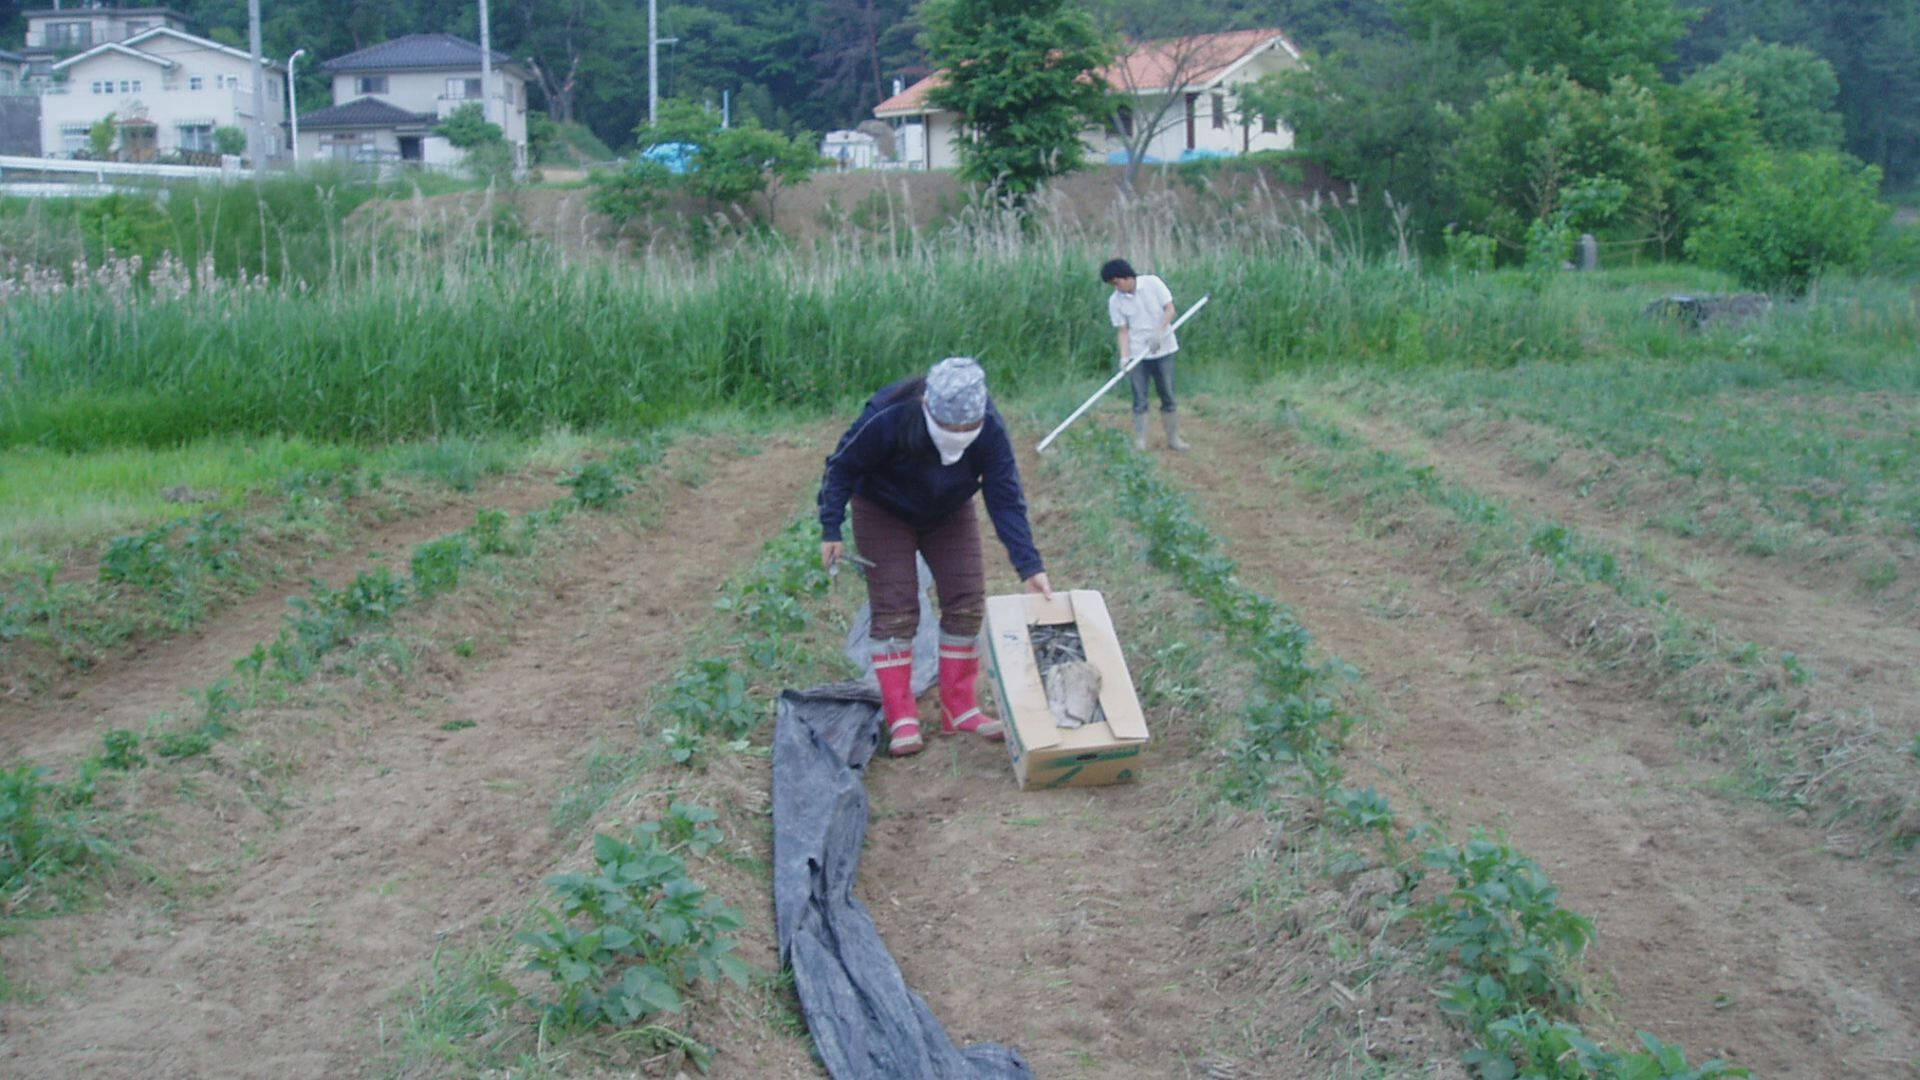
[924,356,988,426]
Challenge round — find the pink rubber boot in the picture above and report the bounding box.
[938,633,1004,741]
[873,640,923,756]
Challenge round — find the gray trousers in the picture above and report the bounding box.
[1129,351,1178,413]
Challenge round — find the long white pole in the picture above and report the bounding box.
[1036,294,1210,453]
[287,49,306,165]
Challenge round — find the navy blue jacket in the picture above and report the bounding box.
[818,377,1045,580]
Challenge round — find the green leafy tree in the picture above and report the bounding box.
[1397,0,1692,88]
[602,99,821,223]
[87,113,117,160]
[1686,149,1890,294]
[1688,39,1843,153]
[435,102,505,148]
[1640,77,1764,257]
[1240,31,1494,219]
[691,123,824,216]
[922,0,1115,204]
[1449,69,1667,255]
[213,125,247,157]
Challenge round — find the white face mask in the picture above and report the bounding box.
[923,403,982,466]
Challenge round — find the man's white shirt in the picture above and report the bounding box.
[1109,274,1178,361]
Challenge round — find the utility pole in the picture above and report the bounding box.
[646,0,677,128]
[477,0,495,127]
[247,0,268,167]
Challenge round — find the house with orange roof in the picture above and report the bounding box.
[874,28,1302,172]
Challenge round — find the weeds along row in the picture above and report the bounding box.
[1263,397,1920,857]
[2,462,438,692]
[380,513,843,1075]
[1062,428,1745,1079]
[0,448,660,919]
[7,180,1920,453]
[1302,354,1920,559]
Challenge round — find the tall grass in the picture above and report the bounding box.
[5,179,1919,451]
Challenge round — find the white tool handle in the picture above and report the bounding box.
[1036,294,1210,453]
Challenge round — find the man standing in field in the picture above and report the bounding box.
[1101,258,1192,452]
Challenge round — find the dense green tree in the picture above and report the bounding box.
[1689,39,1843,152]
[1686,150,1889,293]
[1640,78,1764,256]
[608,98,823,220]
[1449,69,1666,252]
[1240,31,1494,217]
[921,0,1114,203]
[1397,0,1692,88]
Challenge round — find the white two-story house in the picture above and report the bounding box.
[298,34,528,170]
[36,24,286,161]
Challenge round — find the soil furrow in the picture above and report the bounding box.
[1325,402,1920,745]
[0,438,819,1078]
[1160,415,1920,1078]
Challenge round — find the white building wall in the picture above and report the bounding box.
[329,66,528,165]
[40,49,285,159]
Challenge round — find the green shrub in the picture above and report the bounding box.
[1687,150,1891,294]
[517,818,750,1033]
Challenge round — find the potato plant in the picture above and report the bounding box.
[517,814,750,1033]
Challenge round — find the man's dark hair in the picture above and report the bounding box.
[1100,258,1136,283]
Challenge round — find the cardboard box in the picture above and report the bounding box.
[983,590,1150,790]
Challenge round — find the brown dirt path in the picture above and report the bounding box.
[0,477,562,765]
[1158,409,1920,1078]
[0,437,822,1078]
[1326,402,1920,746]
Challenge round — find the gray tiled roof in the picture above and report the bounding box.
[297,97,436,130]
[319,33,512,73]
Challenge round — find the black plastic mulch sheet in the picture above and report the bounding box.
[772,683,1034,1080]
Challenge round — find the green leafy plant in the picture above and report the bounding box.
[517,819,751,1031]
[661,726,700,766]
[470,507,513,555]
[153,730,214,759]
[561,461,633,509]
[1420,836,1596,1014]
[660,657,762,740]
[0,764,109,895]
[99,730,146,771]
[411,535,476,599]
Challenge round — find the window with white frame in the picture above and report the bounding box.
[178,123,214,152]
[60,124,89,154]
[189,75,203,90]
[355,75,387,95]
[92,80,107,94]
[219,74,239,89]
[447,77,482,99]
[1211,93,1225,130]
